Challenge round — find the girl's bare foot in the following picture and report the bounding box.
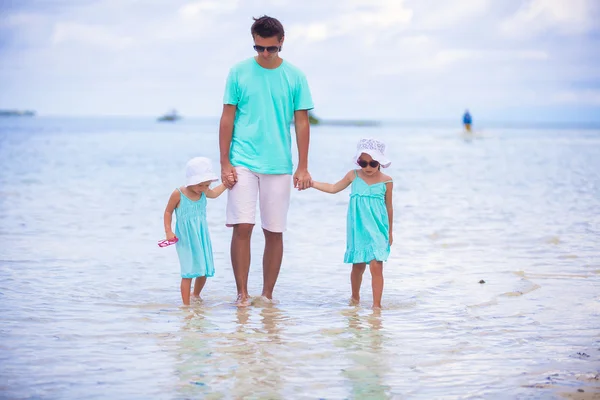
[350,297,360,306]
[372,303,382,310]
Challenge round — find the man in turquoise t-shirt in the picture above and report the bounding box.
[219,15,314,306]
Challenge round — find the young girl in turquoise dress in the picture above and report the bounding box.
[163,157,227,305]
[311,138,393,309]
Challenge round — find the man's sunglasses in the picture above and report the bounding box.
[357,159,380,168]
[253,45,281,53]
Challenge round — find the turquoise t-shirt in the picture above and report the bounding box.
[223,57,314,175]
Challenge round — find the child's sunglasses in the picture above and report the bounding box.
[357,159,380,168]
[253,45,281,53]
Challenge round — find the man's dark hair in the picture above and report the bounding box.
[251,15,285,41]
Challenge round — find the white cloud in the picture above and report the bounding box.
[339,0,413,29]
[300,23,329,42]
[350,29,550,76]
[1,12,44,27]
[148,0,242,41]
[399,35,431,46]
[1,0,599,119]
[179,0,239,19]
[288,0,413,43]
[501,0,599,36]
[414,0,490,29]
[435,49,549,66]
[51,22,134,50]
[552,90,600,105]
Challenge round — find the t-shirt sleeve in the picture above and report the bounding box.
[294,73,314,111]
[223,68,239,105]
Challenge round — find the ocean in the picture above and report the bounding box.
[0,117,598,399]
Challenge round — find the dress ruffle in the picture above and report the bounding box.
[344,243,390,264]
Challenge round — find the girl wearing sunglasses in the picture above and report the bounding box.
[311,138,393,309]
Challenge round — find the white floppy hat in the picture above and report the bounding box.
[185,157,218,186]
[354,138,391,168]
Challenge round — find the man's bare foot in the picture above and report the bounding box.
[372,304,382,310]
[235,294,250,307]
[191,294,202,302]
[252,295,275,306]
[349,297,360,306]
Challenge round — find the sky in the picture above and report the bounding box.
[1,0,599,122]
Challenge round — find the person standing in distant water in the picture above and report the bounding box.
[463,109,472,132]
[219,15,314,306]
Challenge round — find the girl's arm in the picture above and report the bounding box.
[206,183,226,199]
[385,181,394,245]
[164,190,180,240]
[312,170,355,194]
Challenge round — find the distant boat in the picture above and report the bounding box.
[157,110,181,122]
[0,109,35,117]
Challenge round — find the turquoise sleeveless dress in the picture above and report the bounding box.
[174,188,215,278]
[344,171,392,264]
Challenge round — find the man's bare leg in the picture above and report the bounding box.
[231,224,253,306]
[261,229,283,300]
[351,263,366,305]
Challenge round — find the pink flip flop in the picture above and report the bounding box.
[158,237,178,247]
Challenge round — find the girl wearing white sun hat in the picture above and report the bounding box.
[162,157,228,305]
[353,138,391,168]
[311,138,393,309]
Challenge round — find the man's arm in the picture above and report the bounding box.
[219,104,237,188]
[293,109,311,190]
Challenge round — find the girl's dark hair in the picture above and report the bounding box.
[251,15,284,40]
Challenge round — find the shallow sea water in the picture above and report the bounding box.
[0,117,598,399]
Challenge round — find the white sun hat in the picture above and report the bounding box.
[354,138,391,168]
[185,157,218,186]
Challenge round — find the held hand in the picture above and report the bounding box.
[226,173,235,189]
[221,163,238,189]
[389,232,394,246]
[293,168,312,191]
[166,231,177,241]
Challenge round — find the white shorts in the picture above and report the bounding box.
[226,167,292,233]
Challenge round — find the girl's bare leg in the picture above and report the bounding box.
[370,260,384,309]
[193,276,207,299]
[351,263,367,304]
[180,278,192,305]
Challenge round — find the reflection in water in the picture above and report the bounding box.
[174,306,212,398]
[339,308,391,399]
[229,303,286,399]
[227,306,256,399]
[171,302,287,398]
